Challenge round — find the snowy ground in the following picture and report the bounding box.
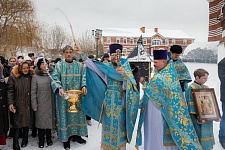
[3,62,224,150]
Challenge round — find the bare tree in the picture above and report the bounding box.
[76,31,95,57]
[35,22,73,58]
[0,0,38,57]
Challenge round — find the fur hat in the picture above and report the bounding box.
[170,45,182,54]
[28,53,34,57]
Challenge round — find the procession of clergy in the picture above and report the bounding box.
[0,42,221,150]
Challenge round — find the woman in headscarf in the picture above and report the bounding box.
[31,58,55,148]
[100,53,110,64]
[7,61,34,150]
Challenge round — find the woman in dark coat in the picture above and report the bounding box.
[31,58,55,148]
[0,56,10,147]
[7,61,34,150]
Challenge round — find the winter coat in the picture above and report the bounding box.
[31,67,55,129]
[218,57,225,102]
[0,66,10,136]
[132,67,141,92]
[7,65,34,128]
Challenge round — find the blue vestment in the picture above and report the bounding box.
[185,82,215,150]
[136,60,202,150]
[168,53,192,91]
[173,58,192,91]
[51,60,87,142]
[81,53,139,150]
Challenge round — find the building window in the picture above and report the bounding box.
[152,40,162,45]
[123,38,127,44]
[107,37,111,44]
[123,48,127,54]
[116,37,120,44]
[172,39,176,45]
[143,38,147,45]
[165,39,169,45]
[130,38,134,44]
[183,39,187,46]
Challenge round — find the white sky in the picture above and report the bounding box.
[32,0,209,42]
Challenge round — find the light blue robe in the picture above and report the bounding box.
[136,60,202,150]
[168,52,192,91]
[51,60,87,142]
[185,82,215,150]
[81,53,139,150]
[172,58,192,91]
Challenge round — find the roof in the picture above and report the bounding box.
[101,28,194,39]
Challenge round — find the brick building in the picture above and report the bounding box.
[100,27,194,55]
[207,0,225,62]
[207,0,224,42]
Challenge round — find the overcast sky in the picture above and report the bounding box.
[32,0,209,42]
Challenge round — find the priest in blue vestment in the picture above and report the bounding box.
[136,50,203,150]
[168,45,192,92]
[75,43,139,150]
[51,45,88,150]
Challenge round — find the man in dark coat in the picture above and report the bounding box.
[130,64,141,91]
[219,57,225,148]
[0,56,10,147]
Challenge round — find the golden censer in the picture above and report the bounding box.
[65,90,83,113]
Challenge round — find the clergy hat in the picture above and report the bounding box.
[63,45,74,52]
[153,50,168,60]
[170,45,182,54]
[109,44,123,54]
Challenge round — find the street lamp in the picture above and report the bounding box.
[92,29,102,59]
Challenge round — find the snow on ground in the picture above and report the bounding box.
[3,63,224,150]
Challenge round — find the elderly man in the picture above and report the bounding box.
[76,43,139,150]
[51,45,88,150]
[136,50,202,150]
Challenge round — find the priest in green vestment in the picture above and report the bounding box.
[51,45,88,150]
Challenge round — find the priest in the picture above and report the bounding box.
[136,50,202,150]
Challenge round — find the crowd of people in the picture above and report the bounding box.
[0,43,224,150]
